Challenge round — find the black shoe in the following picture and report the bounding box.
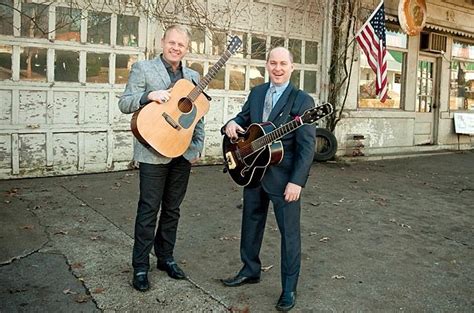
[132,272,149,292]
[157,260,186,280]
[221,274,260,287]
[275,291,296,311]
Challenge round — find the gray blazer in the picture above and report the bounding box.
[118,57,205,164]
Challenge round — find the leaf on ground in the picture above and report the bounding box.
[92,287,105,294]
[90,235,102,241]
[54,230,69,235]
[229,305,250,313]
[71,262,84,269]
[20,224,34,230]
[74,294,90,303]
[261,265,273,272]
[309,232,318,236]
[6,188,19,197]
[62,288,77,295]
[319,236,330,242]
[219,235,240,241]
[332,275,346,279]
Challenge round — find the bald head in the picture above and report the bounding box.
[266,46,295,86]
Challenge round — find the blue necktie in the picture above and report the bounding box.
[262,86,276,122]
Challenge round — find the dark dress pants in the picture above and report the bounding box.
[239,185,301,292]
[132,157,191,272]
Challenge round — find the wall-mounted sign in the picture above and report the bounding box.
[398,0,427,36]
[454,113,474,135]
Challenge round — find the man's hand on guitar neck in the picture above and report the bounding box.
[224,121,245,140]
[284,183,302,202]
[148,89,172,104]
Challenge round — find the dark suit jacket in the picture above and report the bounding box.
[229,82,316,195]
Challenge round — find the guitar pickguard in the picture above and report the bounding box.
[177,102,197,129]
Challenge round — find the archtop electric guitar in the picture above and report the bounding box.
[223,102,334,187]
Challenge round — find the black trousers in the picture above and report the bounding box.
[238,185,301,292]
[132,157,191,272]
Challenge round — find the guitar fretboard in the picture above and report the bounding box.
[188,50,233,101]
[251,118,303,151]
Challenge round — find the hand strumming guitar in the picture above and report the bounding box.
[148,89,172,104]
[224,120,245,140]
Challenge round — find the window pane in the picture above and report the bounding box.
[55,7,81,42]
[190,27,205,54]
[0,45,12,80]
[229,64,245,91]
[212,31,226,56]
[186,60,204,76]
[304,71,317,93]
[452,41,474,60]
[305,41,318,64]
[115,54,138,84]
[251,35,266,60]
[20,47,47,81]
[289,39,302,63]
[86,53,109,83]
[249,66,265,88]
[270,36,285,49]
[0,0,13,35]
[208,63,225,90]
[416,60,433,112]
[290,69,300,88]
[117,15,139,47]
[55,50,79,82]
[21,3,48,39]
[386,24,407,49]
[359,49,404,109]
[87,12,111,44]
[449,61,474,111]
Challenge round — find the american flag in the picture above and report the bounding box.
[356,1,388,102]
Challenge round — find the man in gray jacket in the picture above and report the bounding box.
[118,25,204,292]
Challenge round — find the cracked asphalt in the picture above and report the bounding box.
[1,151,473,312]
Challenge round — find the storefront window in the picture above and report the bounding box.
[117,15,139,47]
[305,41,318,64]
[20,47,47,81]
[212,31,226,56]
[290,69,300,88]
[271,36,285,49]
[208,62,225,89]
[359,49,405,109]
[304,70,317,94]
[450,61,474,111]
[0,0,13,36]
[450,41,474,111]
[186,60,204,76]
[21,3,48,39]
[87,12,111,45]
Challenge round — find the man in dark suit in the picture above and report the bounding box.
[118,25,204,292]
[221,47,316,311]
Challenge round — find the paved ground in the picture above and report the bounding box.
[0,151,473,312]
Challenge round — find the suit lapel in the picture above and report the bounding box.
[267,84,295,122]
[151,57,172,88]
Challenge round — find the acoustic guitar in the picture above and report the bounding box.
[131,36,242,157]
[223,103,334,187]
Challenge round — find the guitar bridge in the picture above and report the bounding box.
[162,112,182,130]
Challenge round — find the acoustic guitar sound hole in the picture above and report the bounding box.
[178,97,193,113]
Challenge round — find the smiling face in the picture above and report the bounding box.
[266,47,294,86]
[161,28,190,70]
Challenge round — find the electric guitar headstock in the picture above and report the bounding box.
[301,102,334,124]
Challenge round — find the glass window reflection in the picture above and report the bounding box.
[304,71,317,93]
[190,27,205,54]
[249,66,265,88]
[20,47,47,81]
[21,3,49,39]
[229,64,245,91]
[56,7,82,42]
[305,41,318,64]
[289,39,302,63]
[86,53,109,83]
[55,50,79,82]
[117,15,139,47]
[115,54,138,84]
[251,35,266,60]
[87,12,111,44]
[0,45,12,80]
[0,0,13,36]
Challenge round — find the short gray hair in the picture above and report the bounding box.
[266,47,294,63]
[163,24,191,42]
